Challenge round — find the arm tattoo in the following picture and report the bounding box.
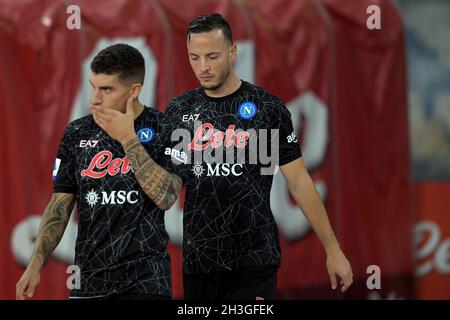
[34,193,75,268]
[123,136,182,210]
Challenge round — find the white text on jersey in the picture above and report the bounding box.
[79,140,99,148]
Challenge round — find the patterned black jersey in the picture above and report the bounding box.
[166,80,302,274]
[53,106,181,298]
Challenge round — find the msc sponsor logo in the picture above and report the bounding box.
[85,189,139,207]
[191,163,243,178]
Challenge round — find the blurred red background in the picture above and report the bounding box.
[0,0,447,300]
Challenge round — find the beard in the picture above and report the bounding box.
[201,67,230,91]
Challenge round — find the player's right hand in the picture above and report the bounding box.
[16,268,41,300]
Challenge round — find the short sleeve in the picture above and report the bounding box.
[152,114,191,184]
[274,101,302,166]
[53,123,78,194]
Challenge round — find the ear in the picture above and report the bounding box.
[230,43,237,63]
[129,83,142,99]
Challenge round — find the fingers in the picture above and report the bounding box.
[91,105,129,124]
[328,272,337,290]
[24,282,36,298]
[16,283,26,300]
[91,105,112,120]
[340,271,354,293]
[126,96,134,115]
[16,280,30,300]
[329,268,353,293]
[92,113,106,130]
[91,106,110,128]
[16,280,37,300]
[341,278,352,292]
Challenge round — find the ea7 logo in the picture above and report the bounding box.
[182,114,200,122]
[79,140,99,148]
[287,132,297,143]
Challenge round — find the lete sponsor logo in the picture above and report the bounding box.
[188,124,250,151]
[81,151,131,178]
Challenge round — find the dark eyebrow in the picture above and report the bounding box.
[89,80,113,90]
[189,52,220,57]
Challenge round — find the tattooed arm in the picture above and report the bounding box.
[16,193,75,300]
[121,135,182,211]
[91,98,182,210]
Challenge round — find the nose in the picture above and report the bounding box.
[90,89,102,105]
[200,59,210,73]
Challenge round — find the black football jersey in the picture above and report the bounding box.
[166,80,302,274]
[53,106,183,298]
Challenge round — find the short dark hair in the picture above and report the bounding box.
[187,13,233,44]
[90,43,145,84]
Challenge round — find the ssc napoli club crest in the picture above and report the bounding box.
[136,127,154,143]
[238,101,257,120]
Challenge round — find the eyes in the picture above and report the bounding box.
[190,54,220,61]
[90,86,113,93]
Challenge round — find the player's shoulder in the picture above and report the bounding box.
[65,114,95,134]
[167,88,203,111]
[139,106,185,135]
[173,87,202,101]
[243,81,286,113]
[243,81,283,103]
[139,105,163,121]
[141,105,172,123]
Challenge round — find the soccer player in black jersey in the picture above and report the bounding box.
[16,44,184,300]
[164,13,353,300]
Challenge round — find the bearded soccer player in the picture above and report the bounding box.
[164,13,354,300]
[16,43,184,300]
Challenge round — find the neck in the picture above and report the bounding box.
[204,73,241,98]
[132,100,145,119]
